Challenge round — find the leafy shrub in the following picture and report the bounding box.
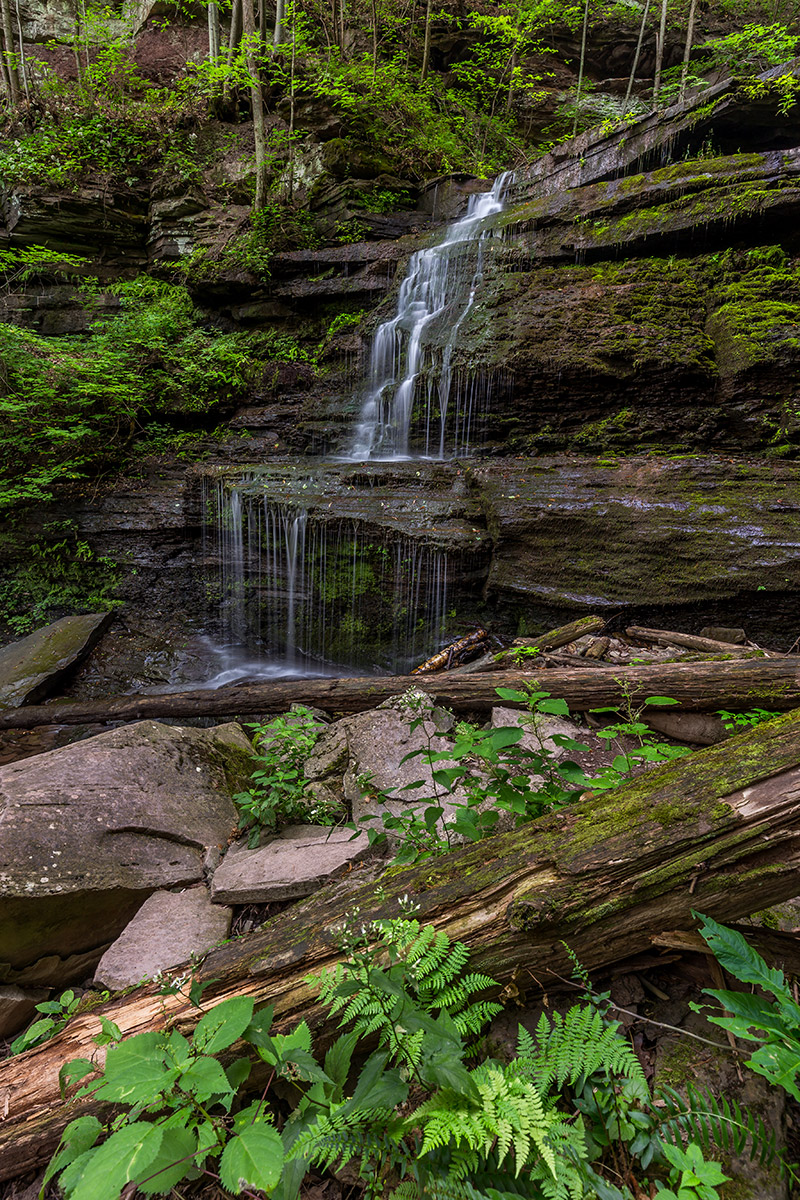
[45,912,728,1200]
[234,706,339,844]
[0,274,262,511]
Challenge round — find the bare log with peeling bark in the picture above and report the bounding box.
[626,626,766,655]
[3,710,800,1179]
[1,658,799,730]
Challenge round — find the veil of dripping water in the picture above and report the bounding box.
[349,171,514,461]
[208,481,459,672]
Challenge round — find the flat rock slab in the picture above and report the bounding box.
[0,613,113,709]
[211,825,373,903]
[0,720,251,978]
[94,886,232,992]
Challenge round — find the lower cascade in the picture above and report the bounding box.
[204,471,485,673]
[348,171,514,461]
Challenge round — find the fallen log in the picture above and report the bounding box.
[488,614,608,667]
[626,626,768,656]
[4,709,800,1179]
[1,659,799,730]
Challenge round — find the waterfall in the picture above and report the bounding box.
[206,477,463,672]
[349,171,514,461]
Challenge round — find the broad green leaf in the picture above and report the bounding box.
[193,995,254,1054]
[695,913,789,996]
[179,1054,235,1101]
[92,1034,176,1104]
[59,1058,96,1097]
[219,1123,284,1194]
[645,696,679,706]
[537,698,570,715]
[43,1115,103,1189]
[226,1056,252,1090]
[135,1126,198,1195]
[494,688,530,703]
[69,1122,164,1200]
[487,726,524,749]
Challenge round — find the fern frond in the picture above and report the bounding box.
[657,1082,783,1173]
[516,1007,647,1098]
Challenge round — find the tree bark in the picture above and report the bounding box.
[4,710,800,1180]
[625,627,766,655]
[652,0,668,104]
[1,659,799,731]
[420,0,431,81]
[240,0,269,208]
[207,0,220,59]
[678,0,697,104]
[0,0,19,105]
[489,615,607,665]
[624,0,650,111]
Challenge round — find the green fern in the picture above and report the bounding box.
[515,1006,649,1101]
[658,1082,786,1174]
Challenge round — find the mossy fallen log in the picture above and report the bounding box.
[1,658,799,729]
[3,709,800,1179]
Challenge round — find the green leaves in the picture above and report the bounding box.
[219,1124,284,1194]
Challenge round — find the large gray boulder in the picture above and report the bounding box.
[0,720,252,984]
[0,612,113,709]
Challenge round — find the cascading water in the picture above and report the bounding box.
[349,171,514,461]
[205,474,471,673]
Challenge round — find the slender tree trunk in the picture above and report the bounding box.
[0,0,19,105]
[653,0,668,104]
[420,0,432,81]
[572,0,590,135]
[0,26,12,99]
[12,0,28,103]
[338,0,345,57]
[208,0,220,58]
[287,6,296,199]
[678,0,697,104]
[224,0,243,101]
[371,0,378,81]
[507,43,517,110]
[273,0,285,49]
[241,0,269,208]
[624,0,650,110]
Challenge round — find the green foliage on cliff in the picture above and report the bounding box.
[0,276,262,511]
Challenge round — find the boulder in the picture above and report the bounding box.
[0,612,113,709]
[210,825,374,904]
[0,720,251,983]
[94,886,232,992]
[0,985,49,1039]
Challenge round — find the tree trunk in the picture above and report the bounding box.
[4,711,800,1180]
[678,0,697,104]
[241,0,269,208]
[208,0,220,59]
[0,0,19,105]
[624,0,651,111]
[1,659,799,731]
[653,0,668,104]
[273,0,285,49]
[225,0,243,100]
[572,0,590,135]
[420,0,431,81]
[12,0,28,103]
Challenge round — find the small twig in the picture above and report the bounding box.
[542,968,735,1051]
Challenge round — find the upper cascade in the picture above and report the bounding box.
[348,171,514,462]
